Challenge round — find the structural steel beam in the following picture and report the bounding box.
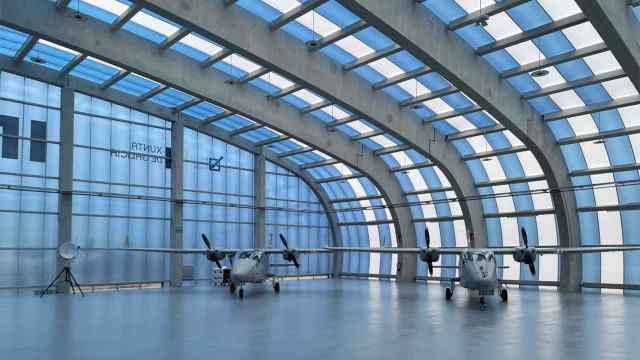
[543,95,640,122]
[100,69,129,89]
[58,53,86,76]
[476,13,588,56]
[15,35,38,63]
[372,66,432,91]
[343,44,402,72]
[269,0,329,31]
[522,69,627,100]
[326,114,359,129]
[267,84,303,100]
[159,28,189,50]
[299,158,339,170]
[558,125,640,145]
[336,0,581,291]
[389,162,434,172]
[399,86,458,108]
[255,134,288,147]
[329,194,384,203]
[307,20,368,52]
[373,144,411,156]
[201,110,234,125]
[447,0,530,31]
[445,124,506,141]
[201,48,232,68]
[575,0,640,95]
[229,123,262,136]
[316,173,363,184]
[475,175,547,188]
[423,105,483,124]
[237,67,270,84]
[0,54,345,277]
[138,84,167,102]
[500,42,609,79]
[570,163,640,177]
[277,146,314,158]
[351,129,385,141]
[462,145,527,161]
[173,98,202,113]
[112,3,141,31]
[132,0,487,258]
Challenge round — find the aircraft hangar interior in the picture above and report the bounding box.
[1,0,640,359]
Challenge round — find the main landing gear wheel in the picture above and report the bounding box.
[445,288,453,300]
[273,281,280,293]
[480,296,487,310]
[229,282,236,294]
[238,288,244,299]
[500,288,508,302]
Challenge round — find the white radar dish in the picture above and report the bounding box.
[58,242,80,260]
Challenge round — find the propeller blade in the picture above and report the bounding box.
[279,234,289,249]
[201,233,212,250]
[521,228,528,248]
[214,260,222,269]
[427,261,433,276]
[528,261,536,276]
[292,257,300,269]
[425,228,430,248]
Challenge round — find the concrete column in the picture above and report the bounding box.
[56,84,74,293]
[169,115,184,287]
[254,150,266,249]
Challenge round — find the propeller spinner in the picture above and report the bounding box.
[520,228,536,276]
[202,233,224,269]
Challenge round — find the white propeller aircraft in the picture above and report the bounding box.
[112,233,329,298]
[329,227,640,307]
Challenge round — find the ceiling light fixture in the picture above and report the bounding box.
[530,47,549,77]
[475,0,489,27]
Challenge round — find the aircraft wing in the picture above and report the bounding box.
[325,247,468,255]
[81,247,241,255]
[534,245,640,254]
[261,248,333,254]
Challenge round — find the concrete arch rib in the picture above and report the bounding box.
[133,0,488,250]
[334,0,582,292]
[0,0,417,279]
[575,1,640,92]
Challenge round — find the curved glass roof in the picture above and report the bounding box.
[2,0,639,288]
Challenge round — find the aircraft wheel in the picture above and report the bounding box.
[229,282,236,294]
[500,288,508,302]
[273,282,280,293]
[445,288,453,301]
[239,288,244,299]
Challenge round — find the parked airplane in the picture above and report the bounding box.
[113,234,329,298]
[328,228,640,307]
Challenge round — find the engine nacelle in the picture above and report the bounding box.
[419,248,440,263]
[282,249,300,263]
[513,247,536,264]
[206,250,226,262]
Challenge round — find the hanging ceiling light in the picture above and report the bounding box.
[530,69,549,78]
[69,1,88,22]
[29,42,46,65]
[475,0,489,27]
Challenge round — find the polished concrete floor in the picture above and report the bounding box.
[0,279,637,360]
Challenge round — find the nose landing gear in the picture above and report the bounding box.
[273,281,280,293]
[500,288,508,302]
[229,282,236,294]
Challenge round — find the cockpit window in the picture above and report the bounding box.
[465,252,474,261]
[239,251,252,259]
[476,253,486,261]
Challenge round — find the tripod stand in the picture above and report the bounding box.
[40,266,85,297]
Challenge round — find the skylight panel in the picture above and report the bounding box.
[466,135,491,154]
[601,78,639,99]
[493,185,516,213]
[446,116,476,132]
[529,180,553,210]
[347,120,374,133]
[549,90,584,110]
[368,136,396,148]
[221,54,262,73]
[628,133,640,162]
[397,79,430,97]
[259,72,294,89]
[288,138,306,148]
[566,114,598,136]
[311,150,331,159]
[38,39,79,56]
[562,22,603,50]
[483,12,522,41]
[516,151,543,176]
[422,98,454,114]
[320,105,351,119]
[503,131,523,147]
[130,11,179,37]
[505,41,542,65]
[292,89,324,104]
[619,105,640,128]
[262,0,301,14]
[179,34,222,55]
[297,11,341,37]
[368,58,405,78]
[591,173,619,206]
[454,0,496,14]
[583,51,621,75]
[537,0,582,21]
[531,65,565,88]
[83,0,129,16]
[335,36,374,58]
[86,56,122,71]
[480,156,506,181]
[433,167,451,187]
[578,141,610,168]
